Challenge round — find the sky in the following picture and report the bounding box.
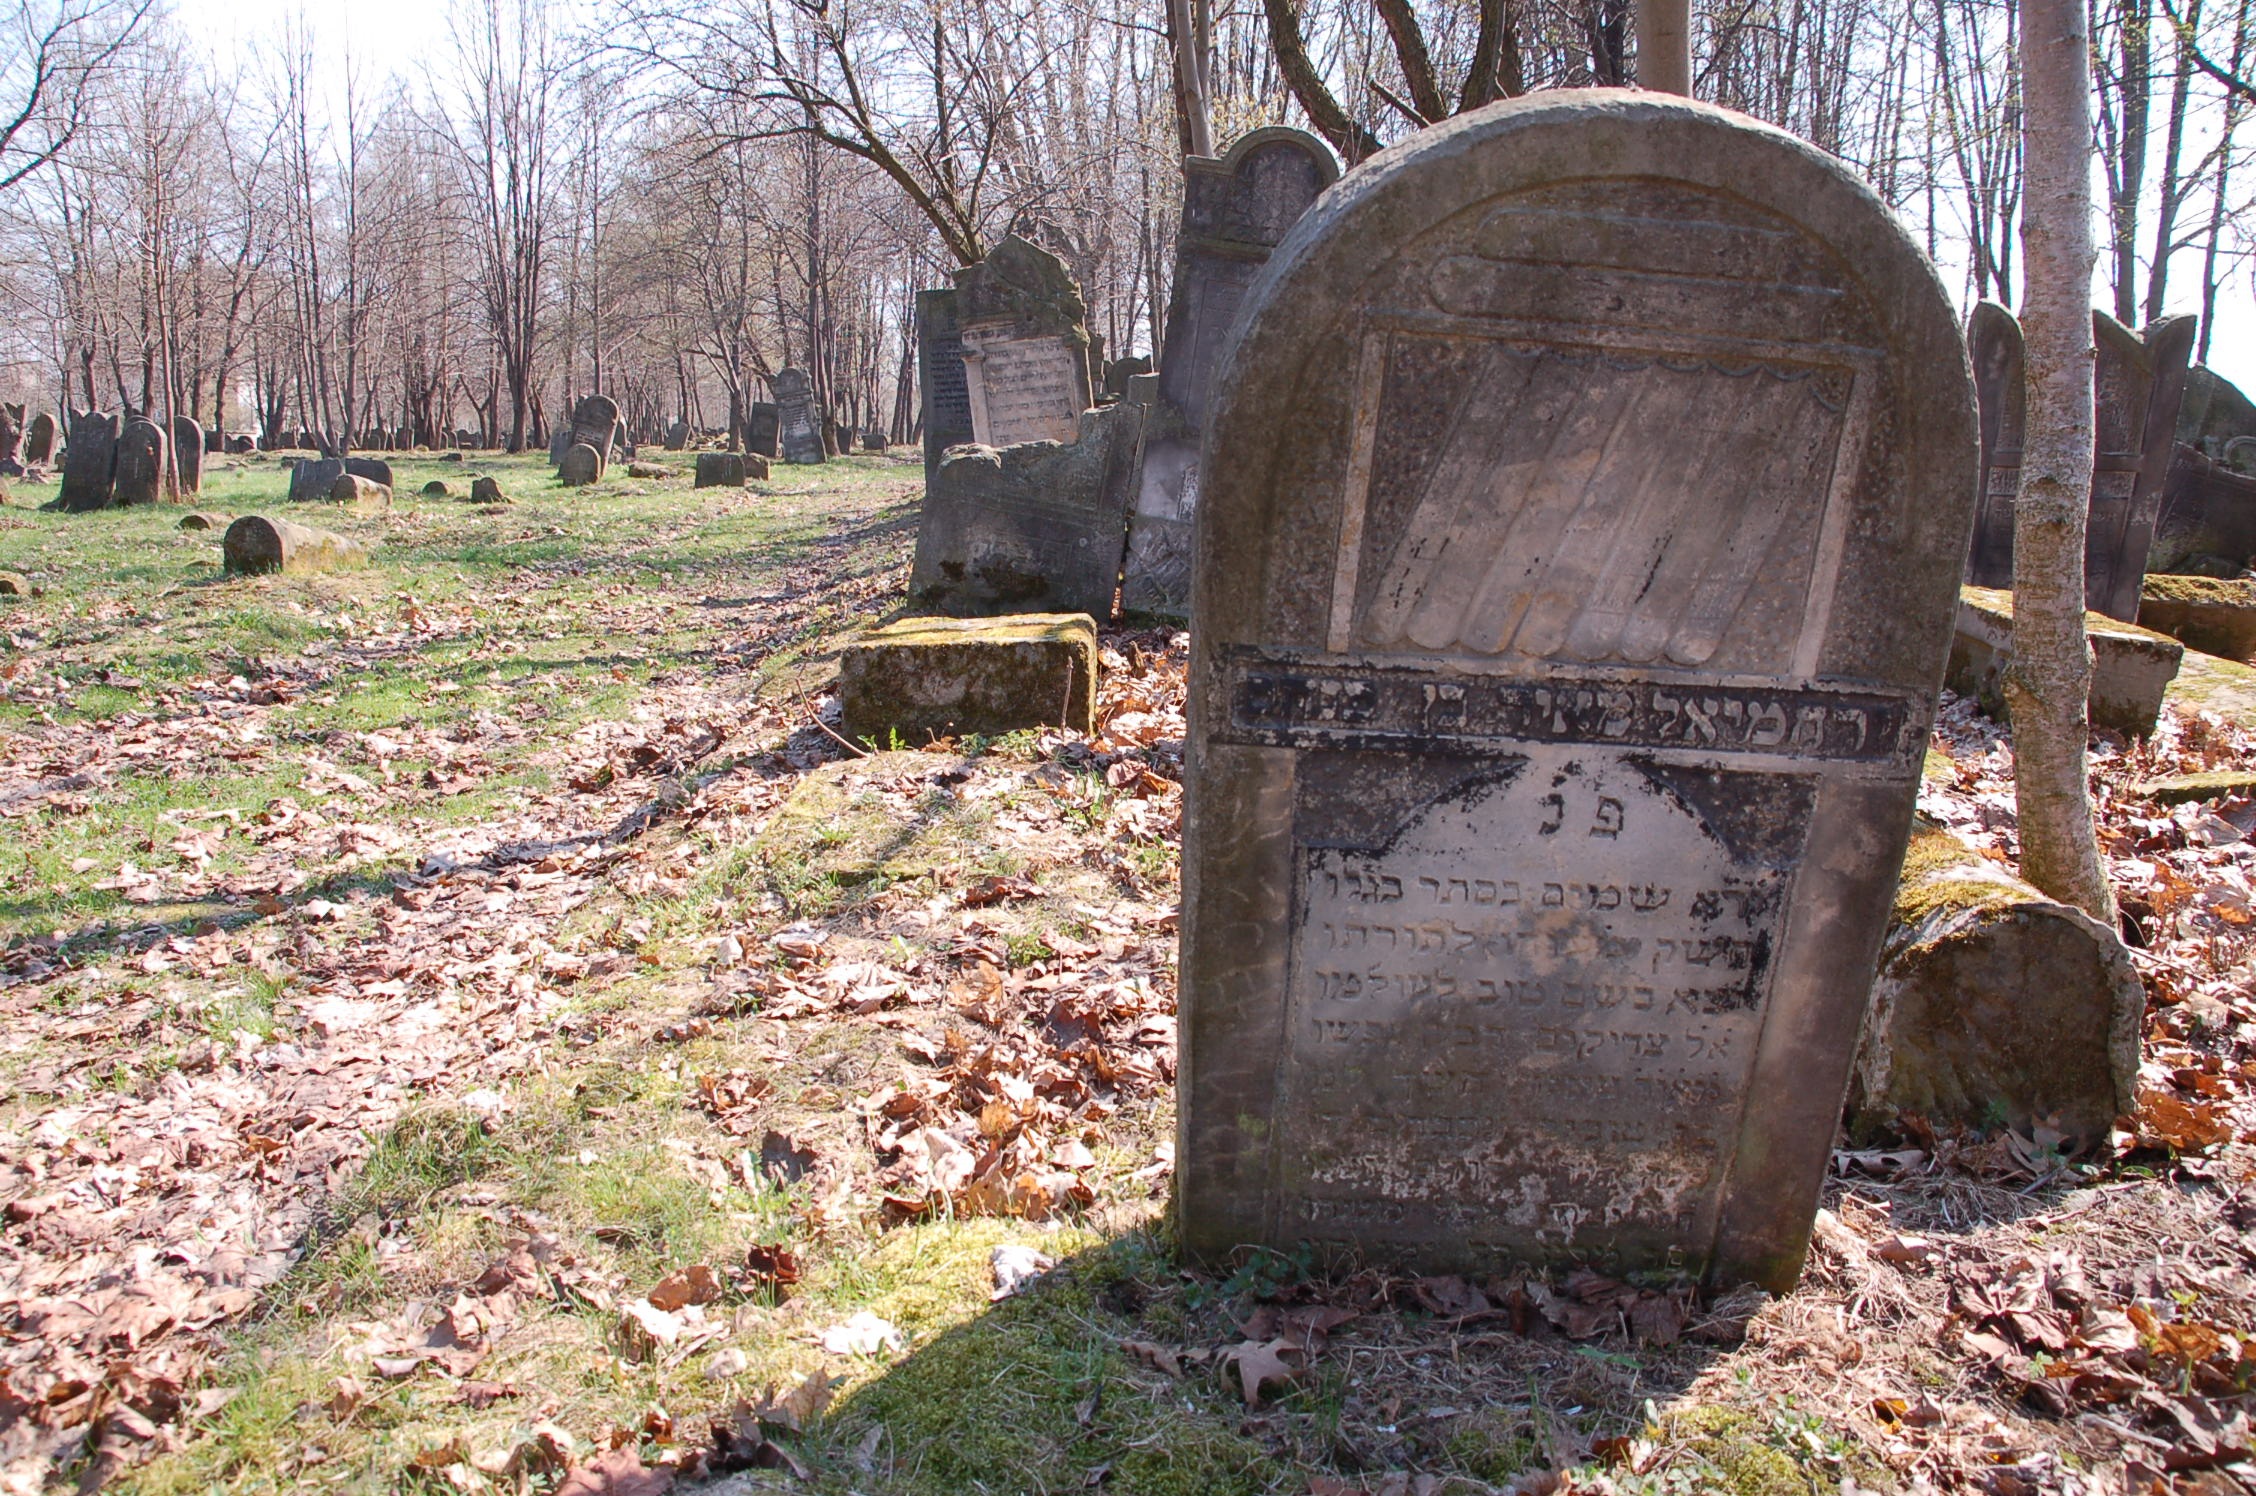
[165,0,2256,401]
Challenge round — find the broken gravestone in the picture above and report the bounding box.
[59,411,119,512]
[954,236,1092,448]
[838,613,1098,743]
[775,370,825,464]
[224,515,368,575]
[917,287,976,482]
[113,419,167,507]
[1965,303,2196,621]
[1177,93,1980,1291]
[1125,128,1337,617]
[907,403,1144,618]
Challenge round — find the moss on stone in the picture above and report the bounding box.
[1892,820,2027,925]
[838,612,1098,741]
[2132,768,2256,805]
[2167,652,2256,728]
[2143,573,2256,607]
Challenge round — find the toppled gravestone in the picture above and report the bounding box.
[1125,127,1337,617]
[907,403,1142,618]
[1848,820,2140,1145]
[224,516,368,575]
[1176,93,1980,1290]
[837,613,1097,743]
[1950,584,2183,736]
[329,473,392,508]
[2138,575,2256,662]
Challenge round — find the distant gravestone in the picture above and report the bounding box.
[908,403,1143,618]
[745,403,780,457]
[917,287,976,481]
[1965,305,2195,621]
[775,368,825,464]
[0,403,23,474]
[695,452,746,489]
[23,412,55,465]
[170,415,204,495]
[667,420,689,451]
[1126,128,1336,618]
[227,435,255,454]
[566,396,621,471]
[547,423,571,465]
[203,427,224,454]
[862,431,884,452]
[559,442,602,487]
[113,419,167,506]
[1176,93,1980,1291]
[60,411,119,512]
[1102,355,1152,403]
[288,457,345,501]
[953,236,1092,448]
[344,456,393,490]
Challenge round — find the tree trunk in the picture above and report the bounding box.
[1635,0,1692,94]
[2008,0,2115,922]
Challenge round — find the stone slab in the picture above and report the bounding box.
[288,457,345,502]
[953,236,1092,448]
[695,452,746,489]
[1948,584,2184,737]
[223,515,368,575]
[838,612,1097,742]
[2138,574,2256,662]
[113,419,166,507]
[59,412,118,512]
[775,368,825,464]
[1177,92,1979,1291]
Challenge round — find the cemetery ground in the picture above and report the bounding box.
[0,455,2251,1496]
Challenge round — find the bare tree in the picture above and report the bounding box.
[0,0,150,193]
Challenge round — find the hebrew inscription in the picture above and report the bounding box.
[961,334,1087,447]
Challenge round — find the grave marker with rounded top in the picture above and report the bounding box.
[170,415,203,495]
[223,515,368,575]
[113,419,167,506]
[952,236,1093,449]
[1177,92,1981,1291]
[23,412,54,465]
[59,411,119,512]
[559,442,603,486]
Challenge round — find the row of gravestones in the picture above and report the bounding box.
[559,373,832,483]
[56,414,207,512]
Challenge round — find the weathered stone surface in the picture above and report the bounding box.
[226,435,254,454]
[1950,584,2183,736]
[694,452,746,489]
[470,476,507,505]
[666,421,689,450]
[344,457,393,490]
[908,403,1143,618]
[0,403,22,474]
[838,613,1097,742]
[745,403,780,457]
[1177,93,1979,1291]
[2138,574,2256,662]
[775,369,825,464]
[23,412,54,465]
[558,396,619,475]
[59,411,119,512]
[223,515,368,575]
[558,443,603,487]
[113,419,166,507]
[1126,128,1336,618]
[954,236,1092,448]
[0,572,28,596]
[170,416,203,495]
[287,457,345,502]
[2178,364,2256,456]
[2134,769,2256,805]
[2171,651,2256,731]
[2154,443,2256,575]
[917,288,975,481]
[1966,304,2195,621]
[1102,355,1152,402]
[422,480,457,497]
[178,511,227,530]
[1848,821,2141,1145]
[627,461,671,479]
[328,473,392,508]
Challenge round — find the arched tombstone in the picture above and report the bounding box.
[1125,127,1339,617]
[1177,93,1980,1292]
[1964,302,2023,593]
[564,396,620,475]
[23,412,56,465]
[113,418,167,506]
[170,415,203,495]
[60,411,119,512]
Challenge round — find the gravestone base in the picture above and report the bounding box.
[1848,822,2140,1146]
[2137,575,2256,662]
[838,613,1097,743]
[1950,585,2184,736]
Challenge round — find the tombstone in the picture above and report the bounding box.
[227,434,255,454]
[1102,355,1152,403]
[170,416,203,495]
[0,403,23,475]
[917,288,976,480]
[558,443,603,487]
[667,420,690,451]
[862,431,885,453]
[775,368,826,464]
[1125,128,1337,618]
[695,452,746,489]
[344,456,393,490]
[953,236,1093,448]
[559,396,621,475]
[113,418,167,506]
[203,427,223,454]
[1176,93,1981,1291]
[1965,304,2196,621]
[2154,444,2256,575]
[908,403,1144,618]
[59,411,120,512]
[287,457,345,501]
[23,412,55,465]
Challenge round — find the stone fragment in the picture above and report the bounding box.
[2137,574,2256,662]
[775,369,825,464]
[952,236,1092,448]
[2170,651,2256,731]
[1126,128,1336,617]
[287,457,344,502]
[558,443,602,487]
[223,515,368,575]
[470,476,507,505]
[328,474,392,508]
[2133,769,2256,805]
[1949,584,2183,736]
[59,411,119,512]
[344,457,393,490]
[694,452,745,489]
[422,480,457,498]
[178,512,227,530]
[908,403,1143,618]
[1177,93,1980,1291]
[838,613,1097,742]
[113,419,167,507]
[627,461,671,479]
[0,572,28,596]
[1848,821,2140,1145]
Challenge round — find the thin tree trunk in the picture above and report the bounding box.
[2009,0,2116,922]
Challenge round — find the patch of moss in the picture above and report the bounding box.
[2167,652,2256,727]
[2132,768,2256,805]
[1444,1409,1539,1483]
[2142,573,2256,607]
[1891,821,2027,924]
[1655,1407,1831,1496]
